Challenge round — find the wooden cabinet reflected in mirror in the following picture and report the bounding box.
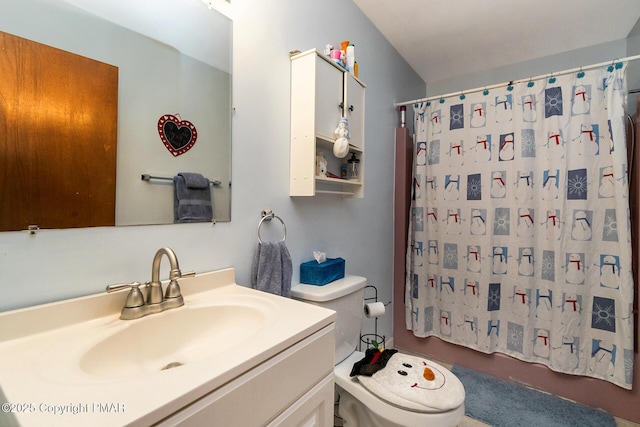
[0,31,118,231]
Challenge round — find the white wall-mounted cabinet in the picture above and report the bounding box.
[290,49,365,197]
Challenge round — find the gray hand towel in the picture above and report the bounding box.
[251,241,292,297]
[173,172,213,223]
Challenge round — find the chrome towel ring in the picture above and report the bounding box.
[257,209,286,244]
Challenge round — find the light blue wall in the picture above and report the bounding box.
[626,33,640,116]
[427,39,629,98]
[0,0,425,343]
[425,36,640,118]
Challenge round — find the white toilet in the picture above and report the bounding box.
[291,276,465,427]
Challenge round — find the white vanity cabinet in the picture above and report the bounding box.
[156,324,335,427]
[290,49,365,197]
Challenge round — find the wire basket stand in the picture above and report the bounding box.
[359,285,386,351]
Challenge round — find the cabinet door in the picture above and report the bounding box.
[266,375,334,427]
[315,58,344,141]
[344,74,365,150]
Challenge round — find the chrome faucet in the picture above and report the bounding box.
[106,247,195,320]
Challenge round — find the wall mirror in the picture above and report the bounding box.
[0,0,232,231]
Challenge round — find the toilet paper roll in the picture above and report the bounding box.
[364,302,385,318]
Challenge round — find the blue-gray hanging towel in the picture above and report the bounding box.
[251,240,292,297]
[173,172,213,223]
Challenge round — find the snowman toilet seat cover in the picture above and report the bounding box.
[355,352,465,412]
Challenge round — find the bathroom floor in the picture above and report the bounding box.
[458,415,640,427]
[440,354,639,427]
[334,404,640,427]
[335,414,640,427]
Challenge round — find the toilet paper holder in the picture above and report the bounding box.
[359,285,386,351]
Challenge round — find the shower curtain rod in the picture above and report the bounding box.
[394,53,640,108]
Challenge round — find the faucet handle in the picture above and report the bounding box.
[164,271,195,300]
[106,281,141,293]
[106,281,146,308]
[168,269,197,281]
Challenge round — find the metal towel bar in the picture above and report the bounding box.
[141,174,221,186]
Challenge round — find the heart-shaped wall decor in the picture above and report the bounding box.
[157,114,198,156]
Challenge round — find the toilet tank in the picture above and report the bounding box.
[291,276,366,364]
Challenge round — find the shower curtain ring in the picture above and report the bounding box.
[577,67,585,78]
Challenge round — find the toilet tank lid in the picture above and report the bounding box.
[291,275,366,302]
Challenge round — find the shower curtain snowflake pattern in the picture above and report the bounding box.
[405,65,634,389]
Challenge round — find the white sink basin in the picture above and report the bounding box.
[79,303,269,380]
[0,268,336,427]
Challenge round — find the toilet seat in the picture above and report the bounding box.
[356,350,465,412]
[335,352,465,427]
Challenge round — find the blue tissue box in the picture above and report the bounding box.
[300,258,345,285]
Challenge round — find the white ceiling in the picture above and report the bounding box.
[353,0,640,84]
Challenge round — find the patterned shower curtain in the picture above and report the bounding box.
[405,64,635,389]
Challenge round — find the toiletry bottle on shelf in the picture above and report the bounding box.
[341,163,348,179]
[347,153,360,181]
[354,61,359,78]
[400,105,406,127]
[346,43,355,73]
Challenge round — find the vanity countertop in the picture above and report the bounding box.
[0,268,336,426]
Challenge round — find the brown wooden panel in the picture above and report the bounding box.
[0,31,118,231]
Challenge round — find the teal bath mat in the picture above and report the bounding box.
[451,365,616,427]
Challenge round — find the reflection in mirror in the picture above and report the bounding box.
[0,0,232,231]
